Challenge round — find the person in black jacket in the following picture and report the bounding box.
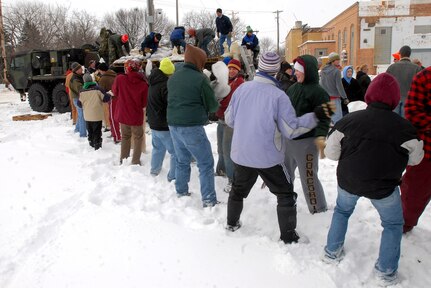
[147,58,177,182]
[276,61,296,93]
[341,65,362,115]
[215,8,233,55]
[356,64,371,100]
[322,73,424,286]
[141,32,162,55]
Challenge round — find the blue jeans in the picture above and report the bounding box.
[331,97,343,125]
[393,101,405,118]
[200,36,214,56]
[151,130,177,182]
[216,123,234,179]
[169,125,217,205]
[73,98,87,137]
[219,33,231,54]
[325,186,403,276]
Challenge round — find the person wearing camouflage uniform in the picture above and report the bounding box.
[108,33,130,66]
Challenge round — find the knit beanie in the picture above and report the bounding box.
[228,59,241,71]
[71,62,82,72]
[258,52,281,74]
[159,58,175,75]
[83,73,93,83]
[328,52,340,63]
[124,59,141,73]
[98,63,109,72]
[184,44,207,71]
[246,26,253,33]
[365,73,400,110]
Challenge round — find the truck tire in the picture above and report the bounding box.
[52,83,71,113]
[28,83,54,113]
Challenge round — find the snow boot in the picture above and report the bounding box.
[226,220,242,232]
[227,198,243,227]
[277,206,300,244]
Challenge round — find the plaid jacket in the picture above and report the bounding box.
[405,67,431,160]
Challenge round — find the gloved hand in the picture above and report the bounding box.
[343,98,350,105]
[208,113,219,122]
[314,101,336,120]
[315,136,326,159]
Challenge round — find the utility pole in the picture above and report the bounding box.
[0,0,8,85]
[273,10,283,54]
[176,0,179,27]
[147,0,155,32]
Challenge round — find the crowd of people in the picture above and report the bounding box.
[62,8,431,286]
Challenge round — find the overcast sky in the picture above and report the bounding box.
[4,0,358,42]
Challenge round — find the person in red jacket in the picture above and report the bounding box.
[215,59,244,193]
[112,59,149,165]
[401,66,431,233]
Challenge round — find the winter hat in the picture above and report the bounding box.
[223,56,231,65]
[83,73,93,83]
[280,61,292,73]
[328,52,340,63]
[392,51,401,61]
[159,58,175,75]
[228,59,241,71]
[187,28,196,37]
[124,59,141,73]
[155,33,162,41]
[98,63,109,72]
[258,51,281,74]
[121,34,129,43]
[364,73,400,110]
[71,62,82,72]
[246,26,253,33]
[342,65,354,84]
[184,44,207,71]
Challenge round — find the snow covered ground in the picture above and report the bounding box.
[0,88,430,288]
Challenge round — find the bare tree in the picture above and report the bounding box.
[59,10,98,49]
[259,37,276,53]
[102,8,147,49]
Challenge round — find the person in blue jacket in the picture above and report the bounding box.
[141,32,162,54]
[170,26,186,54]
[241,26,260,67]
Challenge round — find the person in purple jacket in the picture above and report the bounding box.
[224,51,334,243]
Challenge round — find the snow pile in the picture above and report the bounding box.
[0,90,430,288]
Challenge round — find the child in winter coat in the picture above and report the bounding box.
[78,73,111,150]
[323,73,424,286]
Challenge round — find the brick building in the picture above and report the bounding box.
[285,0,431,74]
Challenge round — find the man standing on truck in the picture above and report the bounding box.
[108,33,130,65]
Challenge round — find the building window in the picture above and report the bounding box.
[414,25,431,34]
[315,48,327,58]
[343,28,347,45]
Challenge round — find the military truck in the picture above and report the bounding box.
[7,46,99,113]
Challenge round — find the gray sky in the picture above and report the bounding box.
[4,0,358,42]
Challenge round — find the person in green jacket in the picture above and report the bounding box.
[167,44,219,207]
[283,55,331,214]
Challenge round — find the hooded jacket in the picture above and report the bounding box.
[286,55,330,139]
[141,32,160,53]
[167,45,219,126]
[98,69,117,92]
[79,82,110,122]
[325,73,424,199]
[342,66,363,102]
[147,68,170,131]
[170,27,185,41]
[320,63,347,99]
[112,71,148,126]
